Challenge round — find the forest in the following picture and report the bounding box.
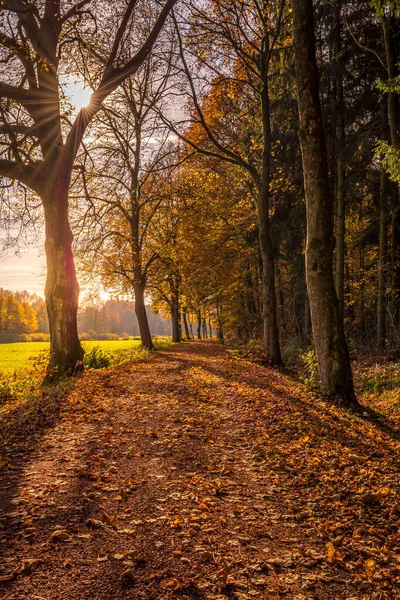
[0,1,399,599]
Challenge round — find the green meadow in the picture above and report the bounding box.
[0,339,143,373]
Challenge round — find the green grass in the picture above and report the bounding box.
[0,339,144,374]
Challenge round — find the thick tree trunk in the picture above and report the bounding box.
[258,79,282,365]
[334,4,346,318]
[134,279,153,350]
[43,188,84,378]
[293,0,357,405]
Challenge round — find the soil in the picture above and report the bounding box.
[0,341,399,599]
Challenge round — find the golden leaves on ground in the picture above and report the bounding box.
[0,342,398,599]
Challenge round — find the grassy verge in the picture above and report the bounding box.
[0,339,146,373]
[0,336,173,411]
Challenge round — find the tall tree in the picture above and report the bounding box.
[73,45,176,350]
[162,0,291,365]
[292,0,357,405]
[0,0,177,376]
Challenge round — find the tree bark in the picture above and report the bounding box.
[43,185,84,377]
[171,303,181,343]
[293,0,357,406]
[381,12,400,330]
[183,309,191,340]
[258,77,282,365]
[334,3,346,319]
[171,284,181,343]
[378,101,389,352]
[188,312,194,338]
[216,301,224,343]
[134,278,153,350]
[197,309,202,339]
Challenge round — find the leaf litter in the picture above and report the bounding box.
[0,341,398,599]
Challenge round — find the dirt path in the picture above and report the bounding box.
[0,341,398,599]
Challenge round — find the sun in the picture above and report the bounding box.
[62,76,92,112]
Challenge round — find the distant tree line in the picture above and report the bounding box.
[0,289,47,342]
[0,290,169,342]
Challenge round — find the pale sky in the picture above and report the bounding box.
[0,244,46,296]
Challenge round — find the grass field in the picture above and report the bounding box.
[0,339,143,373]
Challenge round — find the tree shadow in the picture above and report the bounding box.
[0,380,73,569]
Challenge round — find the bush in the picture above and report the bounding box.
[84,331,119,341]
[356,362,400,395]
[96,332,119,341]
[84,346,111,369]
[283,336,305,364]
[300,347,319,388]
[25,333,50,342]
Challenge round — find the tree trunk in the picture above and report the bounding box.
[43,188,84,378]
[171,304,181,343]
[171,285,181,343]
[391,211,400,331]
[334,3,346,318]
[293,0,357,406]
[197,309,202,339]
[216,301,224,343]
[303,292,311,345]
[134,279,153,350]
[382,13,400,330]
[378,106,388,351]
[188,312,194,338]
[258,76,282,365]
[183,309,190,340]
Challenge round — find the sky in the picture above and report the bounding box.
[1,242,46,296]
[1,78,91,298]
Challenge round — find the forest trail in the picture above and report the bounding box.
[0,341,398,600]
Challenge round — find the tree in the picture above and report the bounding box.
[161,0,293,364]
[0,0,177,376]
[292,0,357,405]
[73,40,176,350]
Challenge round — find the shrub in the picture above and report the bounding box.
[300,347,319,388]
[356,362,400,395]
[84,346,111,369]
[84,331,119,341]
[283,336,305,364]
[25,333,50,342]
[96,332,119,341]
